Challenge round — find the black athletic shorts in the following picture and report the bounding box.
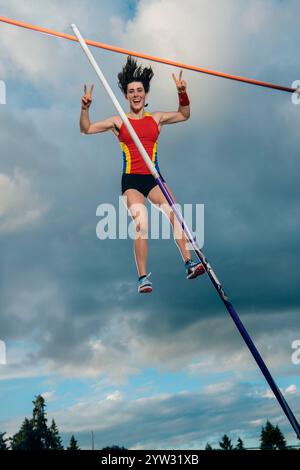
[121,172,165,197]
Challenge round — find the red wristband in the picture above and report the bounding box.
[178,91,190,106]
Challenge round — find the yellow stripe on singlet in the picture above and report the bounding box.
[152,141,157,166]
[120,142,131,174]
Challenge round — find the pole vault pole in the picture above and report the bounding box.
[0,16,299,94]
[72,23,300,439]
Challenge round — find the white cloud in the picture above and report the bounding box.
[203,382,234,395]
[249,418,264,427]
[285,384,298,395]
[106,391,122,401]
[41,390,56,401]
[0,168,47,233]
[260,389,275,399]
[256,384,299,400]
[0,0,130,87]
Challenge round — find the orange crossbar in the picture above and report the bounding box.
[0,15,297,94]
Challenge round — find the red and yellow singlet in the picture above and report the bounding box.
[118,112,160,174]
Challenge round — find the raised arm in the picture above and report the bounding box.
[153,70,190,127]
[80,84,121,135]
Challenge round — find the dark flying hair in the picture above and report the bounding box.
[117,56,154,95]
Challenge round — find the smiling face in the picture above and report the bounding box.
[126,81,147,113]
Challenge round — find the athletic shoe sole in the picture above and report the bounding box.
[138,285,153,293]
[186,263,205,280]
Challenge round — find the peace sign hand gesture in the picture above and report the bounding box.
[172,70,187,94]
[81,84,94,110]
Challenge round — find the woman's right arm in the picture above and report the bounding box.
[80,110,119,135]
[80,84,120,135]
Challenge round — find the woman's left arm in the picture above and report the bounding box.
[153,70,190,126]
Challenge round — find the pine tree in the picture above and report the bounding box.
[9,395,67,451]
[205,443,214,450]
[260,421,275,450]
[235,437,245,450]
[48,419,64,450]
[219,434,233,450]
[0,432,8,450]
[10,418,37,450]
[67,435,80,450]
[273,425,287,450]
[32,394,51,449]
[260,421,287,450]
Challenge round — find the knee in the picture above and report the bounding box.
[129,202,148,238]
[132,212,148,238]
[135,218,148,238]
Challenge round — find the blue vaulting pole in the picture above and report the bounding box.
[71,24,300,439]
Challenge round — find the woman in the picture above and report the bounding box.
[80,56,204,293]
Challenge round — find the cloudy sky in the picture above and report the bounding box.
[0,0,300,450]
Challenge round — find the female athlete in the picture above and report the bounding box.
[80,56,204,293]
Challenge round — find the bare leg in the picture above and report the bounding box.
[148,183,192,262]
[122,189,149,277]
